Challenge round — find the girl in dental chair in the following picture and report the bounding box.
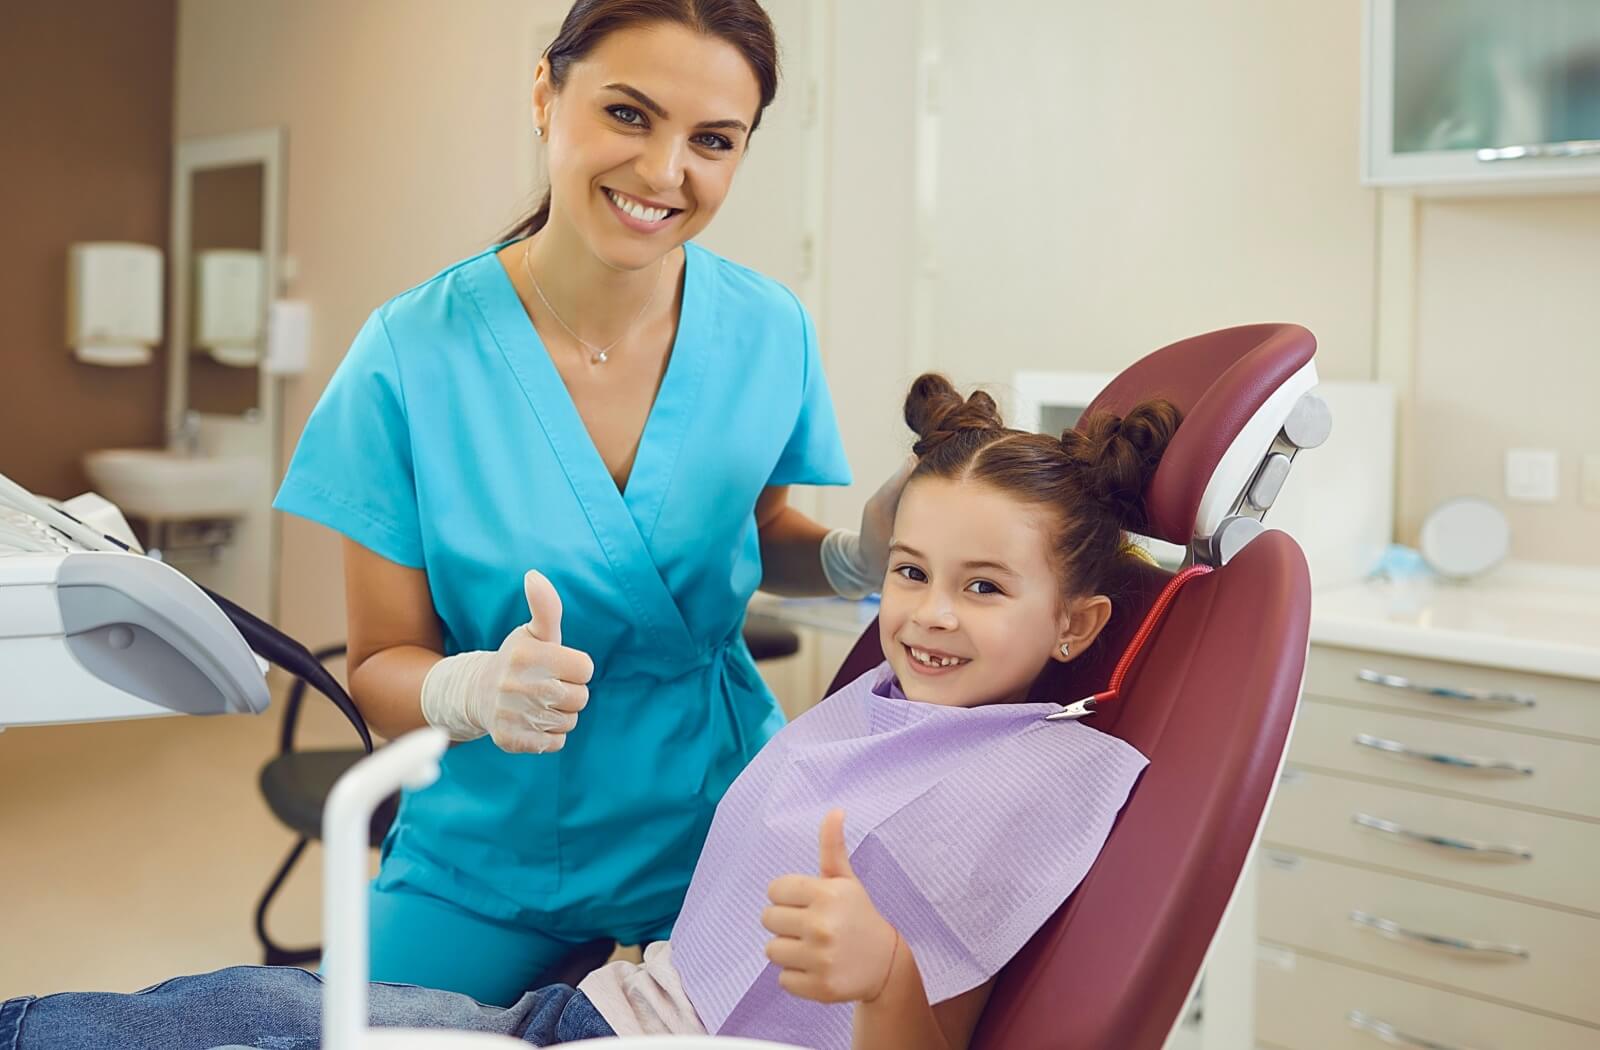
[1,376,1179,1050]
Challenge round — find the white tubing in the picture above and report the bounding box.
[322,728,448,1050]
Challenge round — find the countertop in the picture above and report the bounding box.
[1310,561,1600,682]
[751,561,1600,684]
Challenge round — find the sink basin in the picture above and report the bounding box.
[83,448,262,521]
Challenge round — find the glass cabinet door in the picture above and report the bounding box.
[1366,0,1600,190]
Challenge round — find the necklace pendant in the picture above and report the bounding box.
[592,348,609,364]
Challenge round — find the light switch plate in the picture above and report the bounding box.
[1582,454,1600,509]
[1505,448,1560,503]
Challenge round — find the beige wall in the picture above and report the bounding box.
[815,0,922,525]
[176,0,563,646]
[173,0,1600,654]
[919,0,1598,567]
[924,0,1378,388]
[1405,194,1600,563]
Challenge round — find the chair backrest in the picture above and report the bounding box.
[825,323,1320,1048]
[971,530,1307,1048]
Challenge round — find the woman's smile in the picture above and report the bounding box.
[602,185,683,232]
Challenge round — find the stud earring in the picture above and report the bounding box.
[534,127,544,138]
[1059,643,1071,658]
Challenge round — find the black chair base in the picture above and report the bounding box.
[255,836,321,967]
[254,749,400,967]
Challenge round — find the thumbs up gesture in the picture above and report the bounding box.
[761,809,903,1004]
[470,569,596,754]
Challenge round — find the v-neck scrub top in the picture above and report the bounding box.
[273,242,852,936]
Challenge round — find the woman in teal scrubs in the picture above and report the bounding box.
[273,0,904,1008]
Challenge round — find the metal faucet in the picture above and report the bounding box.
[171,410,202,456]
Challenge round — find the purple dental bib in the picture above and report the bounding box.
[671,663,1148,1049]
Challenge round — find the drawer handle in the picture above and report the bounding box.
[1356,669,1536,709]
[1352,813,1533,861]
[1353,734,1534,776]
[1348,910,1531,959]
[1347,1010,1480,1050]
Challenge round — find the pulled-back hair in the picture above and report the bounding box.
[904,373,1182,600]
[501,0,780,243]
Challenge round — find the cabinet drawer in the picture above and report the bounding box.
[1289,700,1600,820]
[1257,948,1600,1050]
[1265,768,1600,914]
[1307,645,1600,743]
[1258,851,1600,1025]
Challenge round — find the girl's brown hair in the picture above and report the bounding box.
[501,0,780,243]
[904,373,1182,600]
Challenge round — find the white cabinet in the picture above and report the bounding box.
[1363,0,1600,192]
[1256,643,1600,1047]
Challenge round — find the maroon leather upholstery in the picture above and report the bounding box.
[972,531,1307,1049]
[826,537,1308,1049]
[821,324,1317,1047]
[1086,323,1316,545]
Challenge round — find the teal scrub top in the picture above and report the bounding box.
[274,241,852,937]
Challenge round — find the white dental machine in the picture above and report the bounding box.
[0,471,269,728]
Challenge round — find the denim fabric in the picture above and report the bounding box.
[0,965,614,1049]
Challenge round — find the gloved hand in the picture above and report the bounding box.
[820,454,917,599]
[421,569,595,754]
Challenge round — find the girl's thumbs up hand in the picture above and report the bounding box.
[760,809,903,1004]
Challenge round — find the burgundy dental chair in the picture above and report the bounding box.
[827,323,1328,1049]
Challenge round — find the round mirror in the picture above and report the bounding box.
[1419,497,1510,579]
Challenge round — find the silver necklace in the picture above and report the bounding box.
[522,241,664,364]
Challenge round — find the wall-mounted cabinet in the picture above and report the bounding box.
[1364,0,1600,193]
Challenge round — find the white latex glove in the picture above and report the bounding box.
[820,455,917,599]
[421,569,595,754]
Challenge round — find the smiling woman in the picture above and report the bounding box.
[257,0,918,1016]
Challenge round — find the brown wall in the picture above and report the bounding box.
[0,2,177,500]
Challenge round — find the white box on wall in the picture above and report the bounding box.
[67,242,163,366]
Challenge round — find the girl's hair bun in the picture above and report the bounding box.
[1062,400,1182,534]
[904,373,1005,457]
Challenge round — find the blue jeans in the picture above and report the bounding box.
[0,965,614,1049]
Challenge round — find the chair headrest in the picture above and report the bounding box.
[1082,323,1317,547]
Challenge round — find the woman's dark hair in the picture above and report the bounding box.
[500,0,780,243]
[903,373,1183,600]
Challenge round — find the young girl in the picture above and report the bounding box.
[0,375,1180,1050]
